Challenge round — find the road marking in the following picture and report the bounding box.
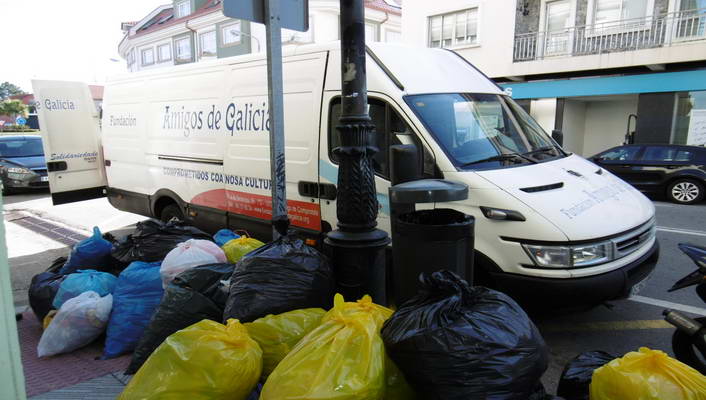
[629,295,706,316]
[657,226,706,237]
[540,319,673,333]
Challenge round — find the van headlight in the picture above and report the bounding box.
[523,241,613,268]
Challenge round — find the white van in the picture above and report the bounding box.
[33,42,658,305]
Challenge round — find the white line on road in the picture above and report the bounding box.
[629,295,706,316]
[657,226,706,237]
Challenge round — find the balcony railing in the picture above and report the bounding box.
[514,8,706,62]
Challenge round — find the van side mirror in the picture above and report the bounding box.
[390,144,421,186]
[552,129,564,147]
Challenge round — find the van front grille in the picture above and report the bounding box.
[612,223,655,259]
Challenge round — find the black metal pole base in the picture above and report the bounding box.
[324,229,390,305]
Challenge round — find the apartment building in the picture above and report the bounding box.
[403,0,706,156]
[119,0,401,73]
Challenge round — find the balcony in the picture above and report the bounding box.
[514,8,706,62]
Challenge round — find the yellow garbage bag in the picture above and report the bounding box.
[590,347,706,400]
[261,294,409,400]
[119,319,262,400]
[245,308,326,378]
[222,236,265,263]
[42,310,57,330]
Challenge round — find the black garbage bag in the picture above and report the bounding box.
[125,263,233,375]
[28,258,68,322]
[529,382,566,400]
[110,219,212,267]
[557,351,615,400]
[223,235,334,323]
[381,270,549,400]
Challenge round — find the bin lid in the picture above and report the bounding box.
[389,179,468,204]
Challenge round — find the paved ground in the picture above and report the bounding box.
[4,189,706,398]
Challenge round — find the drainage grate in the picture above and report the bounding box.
[11,216,88,247]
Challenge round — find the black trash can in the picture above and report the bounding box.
[388,179,474,306]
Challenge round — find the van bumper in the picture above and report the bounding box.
[489,240,660,306]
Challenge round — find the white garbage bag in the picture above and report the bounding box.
[37,291,113,357]
[185,239,227,263]
[160,240,219,288]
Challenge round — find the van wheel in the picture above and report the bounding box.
[160,204,184,222]
[667,179,704,205]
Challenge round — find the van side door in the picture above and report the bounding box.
[31,80,107,205]
[319,92,436,234]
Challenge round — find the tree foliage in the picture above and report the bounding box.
[0,99,28,118]
[0,81,26,100]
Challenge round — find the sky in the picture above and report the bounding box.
[0,0,168,93]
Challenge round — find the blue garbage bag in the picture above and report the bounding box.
[60,227,113,274]
[214,229,240,247]
[103,261,164,359]
[53,269,117,309]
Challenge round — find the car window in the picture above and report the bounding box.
[0,139,44,158]
[599,147,640,161]
[642,146,693,162]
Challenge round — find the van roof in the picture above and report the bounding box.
[108,42,505,96]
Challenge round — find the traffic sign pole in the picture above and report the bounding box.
[264,0,289,238]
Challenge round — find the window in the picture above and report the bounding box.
[589,0,652,25]
[673,90,706,145]
[175,0,190,18]
[222,21,242,46]
[407,94,561,169]
[175,36,192,61]
[386,30,402,43]
[599,146,641,161]
[141,48,155,66]
[328,98,435,178]
[365,22,378,42]
[126,49,135,66]
[642,146,694,162]
[200,31,216,57]
[428,8,478,48]
[157,43,172,62]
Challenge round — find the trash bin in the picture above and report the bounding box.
[389,179,474,306]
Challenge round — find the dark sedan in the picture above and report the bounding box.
[0,135,49,195]
[590,144,706,204]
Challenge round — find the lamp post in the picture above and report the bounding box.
[324,0,390,304]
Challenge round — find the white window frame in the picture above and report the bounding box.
[175,0,190,18]
[385,29,402,43]
[586,0,655,32]
[365,21,379,42]
[175,36,192,62]
[538,0,577,56]
[199,30,217,57]
[427,8,480,49]
[157,43,172,62]
[221,21,242,46]
[141,47,155,66]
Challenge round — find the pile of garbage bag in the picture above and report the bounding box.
[126,263,234,374]
[382,270,549,400]
[223,235,334,322]
[111,219,212,266]
[60,227,114,274]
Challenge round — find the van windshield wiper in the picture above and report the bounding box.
[522,146,560,160]
[460,152,536,167]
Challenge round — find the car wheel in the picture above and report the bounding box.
[667,179,705,205]
[159,204,184,222]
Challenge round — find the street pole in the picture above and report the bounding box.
[264,0,289,238]
[325,0,390,304]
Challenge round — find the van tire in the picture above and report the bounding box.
[667,179,705,205]
[160,204,184,222]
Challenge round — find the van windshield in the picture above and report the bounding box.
[406,93,563,170]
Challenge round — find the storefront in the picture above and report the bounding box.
[500,69,706,156]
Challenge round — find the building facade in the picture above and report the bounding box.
[119,0,401,73]
[403,0,706,156]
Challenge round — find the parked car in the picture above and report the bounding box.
[0,135,48,195]
[590,144,706,204]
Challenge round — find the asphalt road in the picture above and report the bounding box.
[4,190,706,395]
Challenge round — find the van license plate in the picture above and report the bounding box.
[630,274,652,296]
[41,176,48,182]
